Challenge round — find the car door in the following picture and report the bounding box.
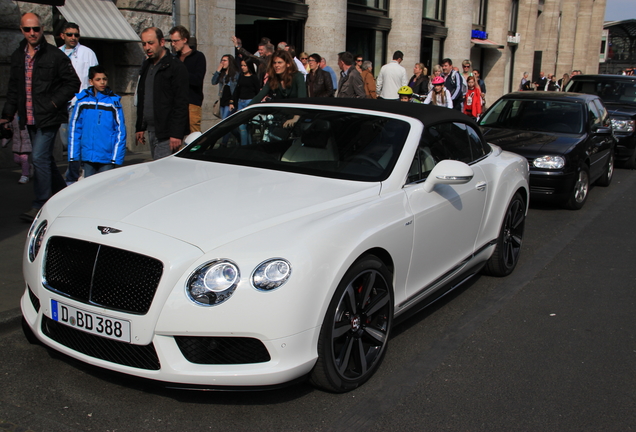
[402,121,488,304]
[586,100,612,180]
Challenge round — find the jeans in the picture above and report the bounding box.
[147,130,172,160]
[28,125,66,209]
[82,162,115,178]
[238,99,252,146]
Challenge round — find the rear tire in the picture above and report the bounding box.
[596,151,614,187]
[310,255,393,392]
[483,192,525,277]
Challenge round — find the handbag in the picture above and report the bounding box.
[213,100,221,118]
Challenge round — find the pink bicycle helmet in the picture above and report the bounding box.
[432,76,445,85]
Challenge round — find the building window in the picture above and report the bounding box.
[423,0,445,21]
[348,0,387,10]
[473,0,487,28]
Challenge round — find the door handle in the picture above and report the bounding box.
[476,181,487,191]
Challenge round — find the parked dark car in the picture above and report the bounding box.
[479,92,615,209]
[565,74,636,168]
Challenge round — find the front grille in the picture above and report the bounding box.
[175,336,271,364]
[530,185,556,195]
[42,315,160,370]
[44,236,163,314]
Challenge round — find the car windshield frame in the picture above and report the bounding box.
[566,77,636,105]
[479,97,585,134]
[177,105,412,182]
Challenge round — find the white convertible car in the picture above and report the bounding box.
[22,99,529,392]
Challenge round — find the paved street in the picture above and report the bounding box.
[1,162,635,431]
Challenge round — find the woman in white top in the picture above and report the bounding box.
[423,76,453,108]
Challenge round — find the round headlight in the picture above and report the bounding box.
[28,219,47,262]
[186,260,239,306]
[251,258,292,291]
[533,155,565,169]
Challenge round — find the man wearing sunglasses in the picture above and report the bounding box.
[59,22,98,185]
[1,13,80,222]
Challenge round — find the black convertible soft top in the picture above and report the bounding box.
[267,97,477,127]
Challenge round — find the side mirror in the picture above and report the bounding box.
[184,131,202,145]
[593,126,612,135]
[423,160,474,193]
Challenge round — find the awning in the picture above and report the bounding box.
[57,0,140,42]
[471,38,504,49]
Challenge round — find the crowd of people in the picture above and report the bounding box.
[4,14,616,222]
[519,69,583,92]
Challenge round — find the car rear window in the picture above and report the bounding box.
[567,78,636,104]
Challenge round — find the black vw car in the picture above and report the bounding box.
[479,92,615,209]
[565,74,636,168]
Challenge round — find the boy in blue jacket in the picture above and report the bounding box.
[68,66,126,178]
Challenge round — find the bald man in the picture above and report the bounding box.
[1,13,80,221]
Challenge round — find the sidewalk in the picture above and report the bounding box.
[0,148,153,330]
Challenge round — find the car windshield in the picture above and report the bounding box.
[566,78,636,105]
[177,106,411,182]
[479,98,584,134]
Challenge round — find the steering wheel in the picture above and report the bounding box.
[352,155,384,170]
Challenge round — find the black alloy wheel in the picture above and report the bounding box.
[310,255,393,392]
[483,192,526,277]
[565,165,590,210]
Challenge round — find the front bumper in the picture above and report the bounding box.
[528,169,577,199]
[21,288,319,387]
[614,133,636,162]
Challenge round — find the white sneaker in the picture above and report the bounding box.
[18,175,29,184]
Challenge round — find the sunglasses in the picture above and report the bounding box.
[65,32,80,37]
[356,59,362,62]
[300,57,308,60]
[22,26,41,33]
[462,65,470,68]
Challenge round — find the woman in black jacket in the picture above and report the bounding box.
[408,63,429,97]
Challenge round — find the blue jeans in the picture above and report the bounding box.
[82,162,115,178]
[238,99,252,146]
[28,125,66,209]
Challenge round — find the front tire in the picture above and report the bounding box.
[565,166,589,210]
[483,192,525,276]
[310,255,393,393]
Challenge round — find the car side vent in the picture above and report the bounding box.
[28,285,40,312]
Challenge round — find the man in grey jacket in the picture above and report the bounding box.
[337,52,365,98]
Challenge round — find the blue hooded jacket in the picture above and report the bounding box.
[68,87,126,165]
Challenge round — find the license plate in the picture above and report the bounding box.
[50,299,131,343]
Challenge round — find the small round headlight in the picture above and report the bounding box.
[186,260,239,306]
[533,155,565,169]
[28,220,47,262]
[252,258,292,291]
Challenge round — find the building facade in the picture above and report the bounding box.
[0,0,606,166]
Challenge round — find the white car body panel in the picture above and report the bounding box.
[21,101,529,389]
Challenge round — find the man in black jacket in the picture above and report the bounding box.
[136,27,189,160]
[169,25,206,133]
[1,13,80,222]
[306,53,334,97]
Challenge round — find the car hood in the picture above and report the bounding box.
[481,127,581,156]
[603,102,636,119]
[50,157,381,252]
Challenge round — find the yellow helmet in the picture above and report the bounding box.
[398,86,413,96]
